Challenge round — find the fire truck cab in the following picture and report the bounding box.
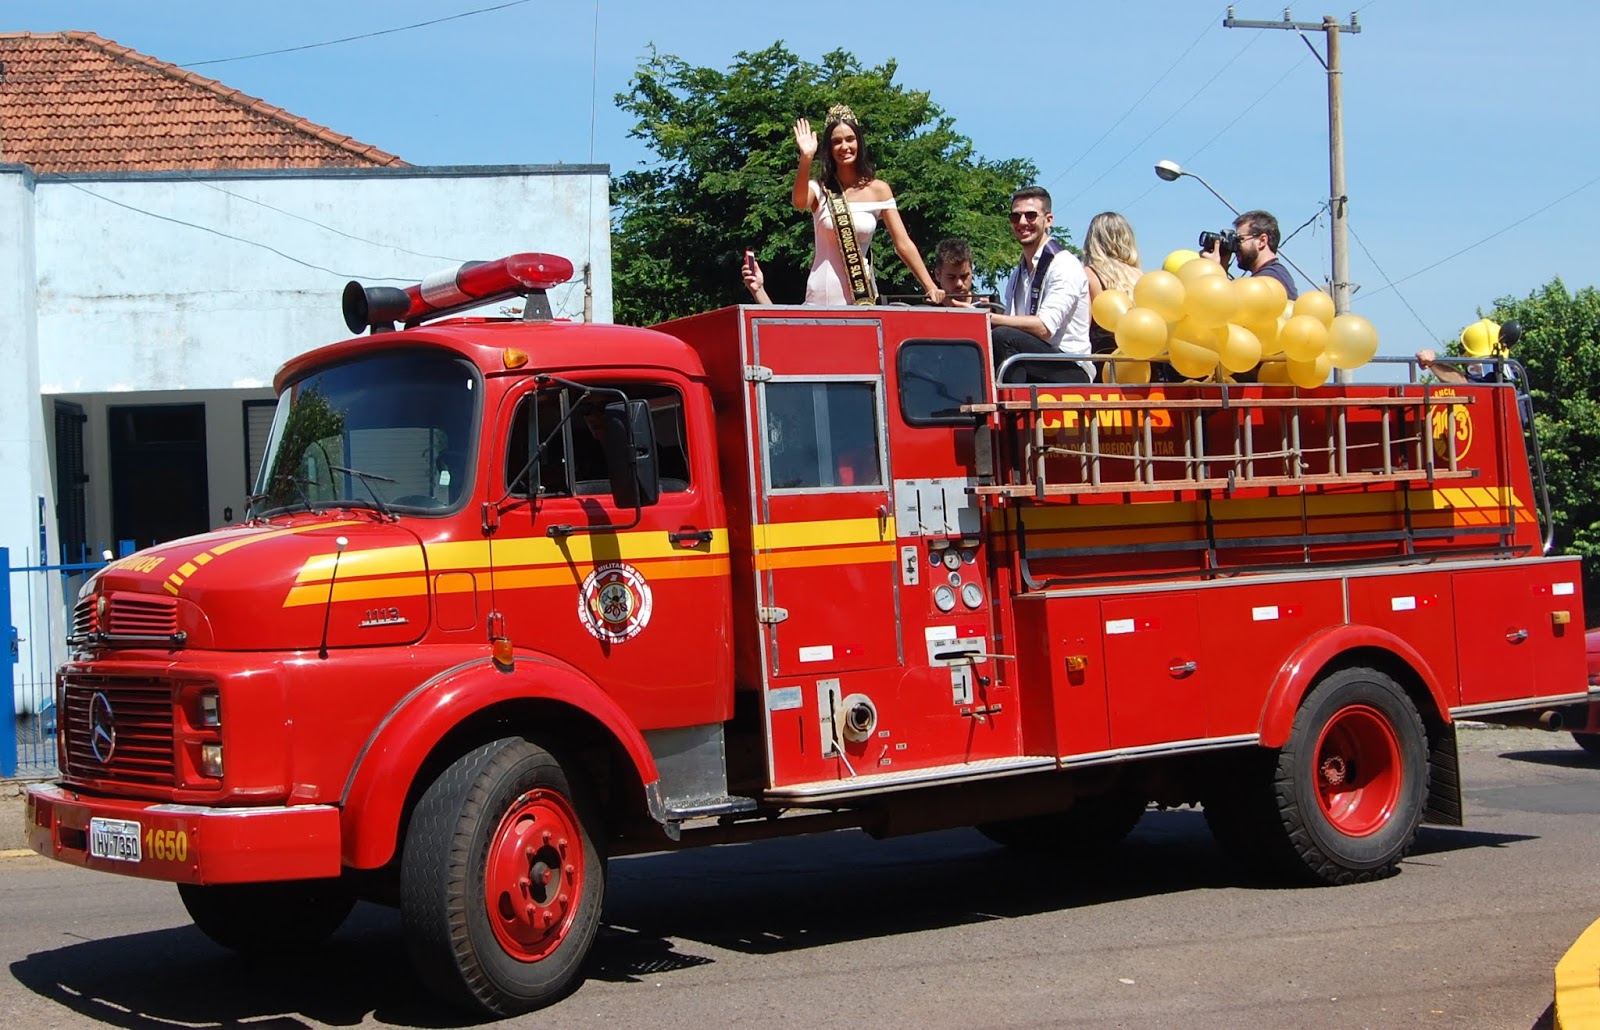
[26,253,1589,1016]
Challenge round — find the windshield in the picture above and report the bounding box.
[252,348,481,516]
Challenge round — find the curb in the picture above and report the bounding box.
[1555,917,1600,1029]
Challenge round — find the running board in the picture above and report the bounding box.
[1451,692,1591,720]
[764,755,1057,803]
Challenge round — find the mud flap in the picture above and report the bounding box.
[1423,722,1463,826]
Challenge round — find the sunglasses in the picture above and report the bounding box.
[1008,210,1043,224]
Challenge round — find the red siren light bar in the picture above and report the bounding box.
[342,252,576,334]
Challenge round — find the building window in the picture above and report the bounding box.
[243,399,277,492]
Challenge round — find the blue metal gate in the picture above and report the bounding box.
[4,546,109,778]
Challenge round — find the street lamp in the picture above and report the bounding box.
[1153,160,1239,215]
[1154,158,1346,382]
[1152,158,1317,295]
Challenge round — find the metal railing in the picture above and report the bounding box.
[5,546,110,778]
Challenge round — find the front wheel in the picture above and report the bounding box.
[401,737,604,1017]
[178,879,354,955]
[1571,732,1600,758]
[977,789,1148,862]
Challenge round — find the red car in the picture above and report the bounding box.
[1575,628,1600,755]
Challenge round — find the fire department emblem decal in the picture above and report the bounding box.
[578,562,653,642]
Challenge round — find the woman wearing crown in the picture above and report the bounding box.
[791,105,944,307]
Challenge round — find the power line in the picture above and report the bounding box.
[1346,221,1436,341]
[1361,171,1600,297]
[179,0,537,67]
[178,173,464,264]
[1063,33,1261,209]
[61,182,416,282]
[1045,7,1224,190]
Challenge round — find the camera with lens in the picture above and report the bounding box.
[1198,229,1239,259]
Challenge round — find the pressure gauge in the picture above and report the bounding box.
[933,585,957,612]
[961,583,984,609]
[942,549,963,571]
[960,548,977,565]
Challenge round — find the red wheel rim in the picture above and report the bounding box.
[484,788,587,962]
[1312,703,1401,837]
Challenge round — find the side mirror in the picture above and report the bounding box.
[601,399,661,508]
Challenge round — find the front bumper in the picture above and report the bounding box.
[26,783,341,885]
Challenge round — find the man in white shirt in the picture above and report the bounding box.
[991,186,1091,383]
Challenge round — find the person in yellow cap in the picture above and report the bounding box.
[1416,320,1514,382]
[1416,320,1529,423]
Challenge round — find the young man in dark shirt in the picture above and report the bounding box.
[1202,209,1300,300]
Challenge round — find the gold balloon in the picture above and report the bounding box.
[1172,317,1222,353]
[1253,274,1289,317]
[1114,306,1171,361]
[1105,350,1152,384]
[1133,269,1186,323]
[1163,249,1201,274]
[1234,277,1282,324]
[1245,316,1281,356]
[1327,313,1380,370]
[1091,288,1132,332]
[1176,254,1225,286]
[1287,353,1332,389]
[1169,336,1219,380]
[1257,358,1292,384]
[1279,314,1330,362]
[1184,274,1239,328]
[1292,290,1336,327]
[1218,322,1263,374]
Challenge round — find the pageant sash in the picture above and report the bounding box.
[826,187,876,305]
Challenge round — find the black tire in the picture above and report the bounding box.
[1209,667,1428,886]
[177,879,354,955]
[1571,732,1600,758]
[977,789,1148,862]
[400,737,604,1017]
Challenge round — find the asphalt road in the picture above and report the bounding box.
[2,726,1596,1029]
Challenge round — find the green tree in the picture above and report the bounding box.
[612,44,1041,325]
[1454,278,1600,606]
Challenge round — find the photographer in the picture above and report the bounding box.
[1201,210,1299,301]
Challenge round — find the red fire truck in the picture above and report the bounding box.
[25,253,1589,1016]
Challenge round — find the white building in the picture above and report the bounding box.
[0,33,610,718]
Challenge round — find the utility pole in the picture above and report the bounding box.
[1223,7,1361,318]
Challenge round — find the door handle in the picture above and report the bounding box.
[1169,660,1197,678]
[1505,628,1529,644]
[668,528,713,547]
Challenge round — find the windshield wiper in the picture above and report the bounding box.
[249,473,321,518]
[330,465,397,520]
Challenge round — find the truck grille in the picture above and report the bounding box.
[71,593,180,642]
[72,597,97,636]
[61,676,176,787]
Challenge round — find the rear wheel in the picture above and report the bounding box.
[401,737,604,1017]
[1209,667,1428,885]
[178,879,354,955]
[978,789,1148,862]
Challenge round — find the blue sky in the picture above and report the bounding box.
[25,1,1600,358]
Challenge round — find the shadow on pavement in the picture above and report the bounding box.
[1498,747,1600,770]
[8,807,1547,1022]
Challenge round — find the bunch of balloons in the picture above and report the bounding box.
[1090,249,1380,388]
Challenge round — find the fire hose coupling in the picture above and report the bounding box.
[839,693,878,743]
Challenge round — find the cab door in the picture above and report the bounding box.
[748,316,901,676]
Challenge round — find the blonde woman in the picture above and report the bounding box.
[1082,212,1144,380]
[791,104,943,306]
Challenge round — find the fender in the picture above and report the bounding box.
[339,653,660,869]
[1258,624,1452,748]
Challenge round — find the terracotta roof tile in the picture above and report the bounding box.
[0,31,406,172]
